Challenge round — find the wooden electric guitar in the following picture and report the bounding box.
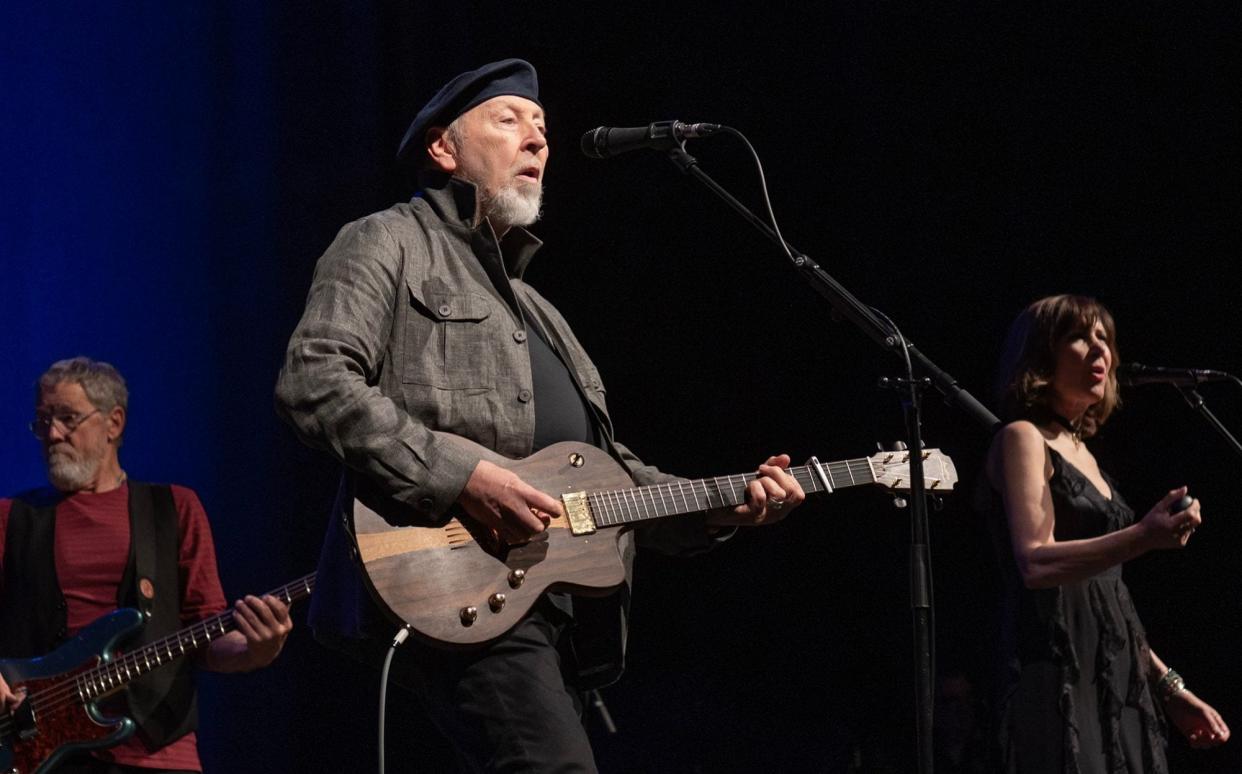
[353,439,957,648]
[0,573,315,774]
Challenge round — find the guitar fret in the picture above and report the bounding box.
[642,488,657,520]
[588,493,603,526]
[727,475,743,506]
[641,487,658,520]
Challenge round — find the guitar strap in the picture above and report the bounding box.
[126,482,160,621]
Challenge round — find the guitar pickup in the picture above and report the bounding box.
[562,492,596,536]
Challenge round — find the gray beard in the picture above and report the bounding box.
[46,448,102,491]
[482,183,542,230]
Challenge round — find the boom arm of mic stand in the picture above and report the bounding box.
[1178,386,1242,460]
[665,146,1001,431]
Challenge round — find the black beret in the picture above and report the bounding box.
[396,58,541,163]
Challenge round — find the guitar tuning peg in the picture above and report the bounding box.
[931,496,944,512]
[891,440,908,451]
[893,495,908,509]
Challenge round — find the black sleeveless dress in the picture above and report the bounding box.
[992,446,1167,773]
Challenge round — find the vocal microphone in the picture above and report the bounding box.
[580,121,721,159]
[1116,362,1232,387]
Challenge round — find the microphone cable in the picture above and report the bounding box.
[717,126,797,265]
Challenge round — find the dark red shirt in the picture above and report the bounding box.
[0,483,227,771]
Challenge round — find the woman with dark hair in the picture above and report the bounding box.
[986,294,1229,772]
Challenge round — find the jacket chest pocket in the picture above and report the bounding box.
[403,285,497,389]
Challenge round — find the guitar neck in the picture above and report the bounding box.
[76,573,316,702]
[590,457,876,528]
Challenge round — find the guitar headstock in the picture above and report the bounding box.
[869,449,959,492]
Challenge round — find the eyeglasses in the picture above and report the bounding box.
[30,409,101,440]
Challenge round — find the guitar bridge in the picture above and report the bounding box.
[562,492,596,536]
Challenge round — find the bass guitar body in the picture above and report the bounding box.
[0,609,142,774]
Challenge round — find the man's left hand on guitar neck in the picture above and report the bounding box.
[201,594,293,673]
[705,454,805,527]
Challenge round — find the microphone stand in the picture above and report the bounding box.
[665,145,1000,774]
[1177,385,1242,460]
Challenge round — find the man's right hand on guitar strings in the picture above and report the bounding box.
[456,459,564,545]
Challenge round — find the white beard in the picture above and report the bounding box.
[46,446,103,491]
[482,182,542,230]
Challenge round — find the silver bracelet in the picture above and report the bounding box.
[1156,667,1186,702]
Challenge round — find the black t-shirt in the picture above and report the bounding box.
[525,316,601,452]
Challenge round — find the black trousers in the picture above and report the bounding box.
[373,599,599,774]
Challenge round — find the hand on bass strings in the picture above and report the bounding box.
[458,459,564,544]
[0,672,26,714]
[233,594,293,669]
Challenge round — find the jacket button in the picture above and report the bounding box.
[419,497,435,512]
[513,330,527,343]
[438,304,452,317]
[518,389,532,403]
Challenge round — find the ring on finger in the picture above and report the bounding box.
[769,497,786,511]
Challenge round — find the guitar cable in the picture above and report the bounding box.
[378,624,414,774]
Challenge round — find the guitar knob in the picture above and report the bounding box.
[489,593,507,613]
[508,569,526,588]
[459,606,478,626]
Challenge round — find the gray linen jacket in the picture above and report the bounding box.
[275,177,716,675]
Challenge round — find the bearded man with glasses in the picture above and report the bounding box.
[0,357,293,774]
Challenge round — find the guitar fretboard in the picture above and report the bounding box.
[76,573,316,702]
[587,458,875,527]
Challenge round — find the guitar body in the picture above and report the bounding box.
[0,609,142,774]
[353,441,636,648]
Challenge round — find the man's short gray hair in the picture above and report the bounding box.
[38,356,129,414]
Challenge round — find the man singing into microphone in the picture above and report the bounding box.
[275,59,804,771]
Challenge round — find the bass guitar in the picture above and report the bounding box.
[352,438,956,648]
[0,573,315,774]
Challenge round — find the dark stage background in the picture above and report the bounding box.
[3,3,1240,772]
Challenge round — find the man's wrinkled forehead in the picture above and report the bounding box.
[466,95,546,123]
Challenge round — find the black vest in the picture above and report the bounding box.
[0,482,199,747]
